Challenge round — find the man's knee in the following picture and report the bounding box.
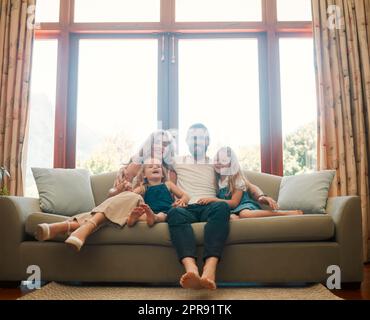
[167,207,190,225]
[210,201,230,212]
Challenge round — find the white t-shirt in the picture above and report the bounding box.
[173,155,217,204]
[219,176,248,191]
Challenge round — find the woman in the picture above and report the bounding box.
[35,130,177,251]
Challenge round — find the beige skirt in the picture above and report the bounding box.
[72,191,144,227]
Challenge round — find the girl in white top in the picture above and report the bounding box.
[198,147,303,219]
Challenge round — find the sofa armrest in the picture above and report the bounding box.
[0,196,40,281]
[326,196,363,282]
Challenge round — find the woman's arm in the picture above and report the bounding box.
[197,190,244,209]
[168,170,177,184]
[109,162,142,197]
[124,162,142,183]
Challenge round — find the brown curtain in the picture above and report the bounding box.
[0,0,35,196]
[312,0,370,261]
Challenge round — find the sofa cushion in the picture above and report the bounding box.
[25,212,335,246]
[278,170,336,214]
[32,168,96,216]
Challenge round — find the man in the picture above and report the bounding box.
[167,123,230,290]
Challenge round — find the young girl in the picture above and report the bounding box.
[126,157,189,227]
[197,147,303,219]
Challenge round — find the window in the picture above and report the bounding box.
[178,38,261,171]
[76,39,158,174]
[29,0,316,179]
[25,40,58,196]
[74,0,160,22]
[280,38,317,176]
[35,0,60,23]
[277,0,312,21]
[176,0,262,22]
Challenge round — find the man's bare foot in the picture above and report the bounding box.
[140,204,156,227]
[200,257,218,290]
[127,207,145,227]
[180,272,203,290]
[230,214,240,221]
[200,277,217,290]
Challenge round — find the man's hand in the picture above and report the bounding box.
[197,198,218,206]
[258,196,279,210]
[172,199,188,208]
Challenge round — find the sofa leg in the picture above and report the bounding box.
[0,281,21,289]
[341,282,362,290]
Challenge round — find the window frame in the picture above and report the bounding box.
[33,0,313,176]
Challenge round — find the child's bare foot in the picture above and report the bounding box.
[180,272,203,290]
[140,204,156,227]
[127,207,145,227]
[230,214,240,221]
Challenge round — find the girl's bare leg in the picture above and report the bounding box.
[65,212,107,250]
[200,257,218,290]
[180,258,202,290]
[155,212,167,223]
[35,220,79,241]
[230,214,240,221]
[239,209,304,219]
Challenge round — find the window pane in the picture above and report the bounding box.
[176,0,262,22]
[178,38,261,172]
[277,0,312,21]
[280,38,317,176]
[74,0,160,22]
[35,0,60,22]
[76,39,158,174]
[25,40,58,197]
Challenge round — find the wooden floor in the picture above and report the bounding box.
[1,264,369,300]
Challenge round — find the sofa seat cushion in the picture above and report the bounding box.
[25,212,335,246]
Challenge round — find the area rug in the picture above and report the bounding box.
[18,282,342,300]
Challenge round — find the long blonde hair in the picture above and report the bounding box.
[215,147,250,196]
[133,158,169,194]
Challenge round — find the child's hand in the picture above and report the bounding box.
[197,198,218,205]
[258,196,279,210]
[172,199,187,208]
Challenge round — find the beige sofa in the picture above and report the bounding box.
[0,171,364,285]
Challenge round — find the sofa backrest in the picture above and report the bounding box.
[243,170,282,201]
[90,170,283,206]
[90,172,117,206]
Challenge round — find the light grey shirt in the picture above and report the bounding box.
[173,155,217,204]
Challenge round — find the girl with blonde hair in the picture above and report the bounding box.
[198,147,303,219]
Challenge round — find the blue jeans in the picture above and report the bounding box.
[167,202,230,262]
